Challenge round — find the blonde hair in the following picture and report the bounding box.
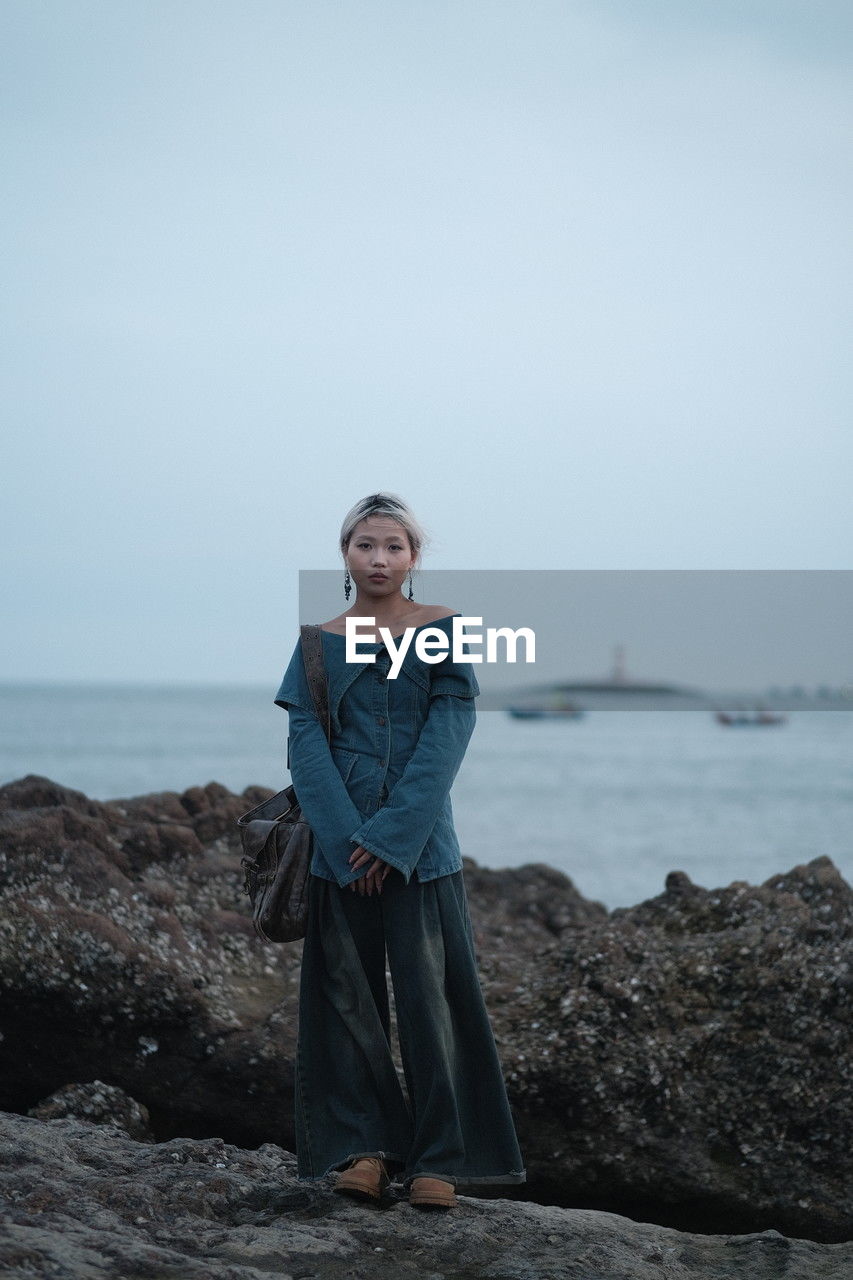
[339,492,430,567]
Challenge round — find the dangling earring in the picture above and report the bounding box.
[344,568,352,600]
[407,569,414,601]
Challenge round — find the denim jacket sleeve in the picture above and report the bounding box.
[348,650,479,885]
[274,642,367,889]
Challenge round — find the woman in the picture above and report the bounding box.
[274,492,525,1210]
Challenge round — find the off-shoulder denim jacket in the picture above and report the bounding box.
[273,613,480,888]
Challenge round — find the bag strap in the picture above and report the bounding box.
[299,624,330,743]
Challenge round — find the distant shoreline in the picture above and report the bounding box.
[477,686,853,712]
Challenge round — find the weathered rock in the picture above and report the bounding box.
[496,856,853,1243]
[1,1111,850,1280]
[28,1080,155,1142]
[1,774,851,1244]
[0,774,300,1151]
[0,775,588,1153]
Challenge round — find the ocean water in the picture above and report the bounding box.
[1,683,850,910]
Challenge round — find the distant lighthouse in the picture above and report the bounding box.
[611,644,627,685]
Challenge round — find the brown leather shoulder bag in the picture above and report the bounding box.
[237,624,328,942]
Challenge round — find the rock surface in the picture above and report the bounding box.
[1,773,851,1244]
[0,774,304,1151]
[0,774,597,1156]
[27,1080,155,1143]
[1,1111,851,1280]
[495,857,853,1243]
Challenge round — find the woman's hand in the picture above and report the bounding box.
[348,844,393,895]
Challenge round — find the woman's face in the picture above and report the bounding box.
[345,516,416,601]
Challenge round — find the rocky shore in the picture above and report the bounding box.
[3,1109,852,1280]
[1,773,851,1272]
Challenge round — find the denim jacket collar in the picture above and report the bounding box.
[282,614,462,728]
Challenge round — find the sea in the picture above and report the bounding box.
[1,683,851,911]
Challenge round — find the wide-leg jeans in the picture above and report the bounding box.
[295,868,526,1190]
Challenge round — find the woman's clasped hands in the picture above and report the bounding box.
[348,844,393,895]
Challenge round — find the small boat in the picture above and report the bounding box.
[715,706,787,726]
[507,698,584,720]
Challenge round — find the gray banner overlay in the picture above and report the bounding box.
[298,570,852,711]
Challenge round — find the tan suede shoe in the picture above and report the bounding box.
[334,1156,390,1202]
[408,1176,457,1209]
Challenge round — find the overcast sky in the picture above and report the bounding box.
[2,1,851,685]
